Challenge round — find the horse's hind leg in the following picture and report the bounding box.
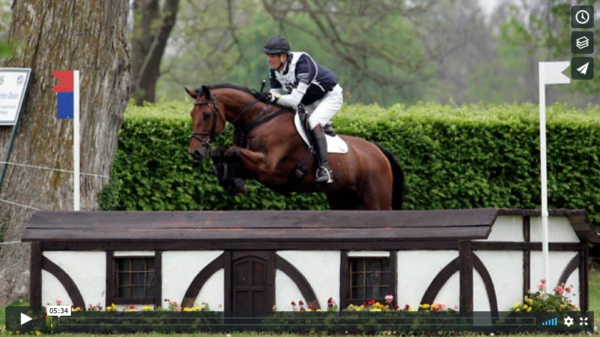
[326,189,362,210]
[359,174,393,210]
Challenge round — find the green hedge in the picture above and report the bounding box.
[99,100,600,225]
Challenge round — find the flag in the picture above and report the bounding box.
[52,71,75,119]
[541,61,570,85]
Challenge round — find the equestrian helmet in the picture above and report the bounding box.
[263,36,291,54]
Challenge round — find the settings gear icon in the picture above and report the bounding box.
[564,316,574,327]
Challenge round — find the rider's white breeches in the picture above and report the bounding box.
[306,84,343,129]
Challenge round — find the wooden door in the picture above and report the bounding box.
[230,252,274,312]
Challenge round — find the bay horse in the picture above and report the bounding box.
[185,84,404,210]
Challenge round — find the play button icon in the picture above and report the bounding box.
[21,313,32,325]
[4,306,46,332]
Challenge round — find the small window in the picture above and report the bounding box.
[341,252,397,308]
[114,257,156,303]
[350,258,392,301]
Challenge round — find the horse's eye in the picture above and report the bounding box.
[203,113,211,120]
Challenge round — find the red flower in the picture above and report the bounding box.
[404,304,410,310]
[368,300,376,305]
[309,303,315,310]
[300,307,305,312]
[394,305,400,310]
[299,300,304,306]
[130,306,135,310]
[291,301,296,306]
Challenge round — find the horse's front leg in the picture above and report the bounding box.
[210,147,228,186]
[224,146,278,185]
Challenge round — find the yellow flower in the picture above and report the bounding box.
[512,302,521,308]
[142,305,152,311]
[35,331,41,336]
[316,309,322,312]
[522,305,528,309]
[371,308,382,312]
[515,308,520,312]
[527,307,532,312]
[420,304,430,309]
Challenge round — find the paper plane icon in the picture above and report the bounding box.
[577,62,589,75]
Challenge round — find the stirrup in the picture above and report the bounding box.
[315,166,333,184]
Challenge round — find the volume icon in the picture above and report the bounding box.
[542,317,557,326]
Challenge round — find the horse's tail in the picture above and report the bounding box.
[375,144,405,210]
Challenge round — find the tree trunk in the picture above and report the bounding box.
[0,1,129,306]
[131,0,180,105]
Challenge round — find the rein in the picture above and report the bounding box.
[190,90,293,149]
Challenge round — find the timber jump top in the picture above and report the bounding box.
[22,208,598,247]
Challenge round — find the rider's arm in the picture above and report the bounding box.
[271,55,316,107]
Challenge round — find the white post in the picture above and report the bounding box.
[74,70,80,211]
[538,63,549,292]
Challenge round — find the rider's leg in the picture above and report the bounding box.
[308,85,343,184]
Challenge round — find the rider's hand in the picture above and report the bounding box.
[255,92,272,102]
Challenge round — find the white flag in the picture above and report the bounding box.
[541,61,570,85]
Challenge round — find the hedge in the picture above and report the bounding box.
[99,100,600,225]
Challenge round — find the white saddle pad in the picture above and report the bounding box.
[294,113,348,154]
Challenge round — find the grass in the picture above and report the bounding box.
[1,269,599,336]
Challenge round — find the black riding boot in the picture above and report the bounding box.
[311,124,333,184]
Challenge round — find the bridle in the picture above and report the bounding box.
[189,93,225,149]
[189,89,262,149]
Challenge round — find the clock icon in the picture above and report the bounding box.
[576,10,590,24]
[572,6,594,28]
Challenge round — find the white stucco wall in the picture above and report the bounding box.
[42,270,71,307]
[530,251,579,305]
[43,252,106,308]
[275,270,305,311]
[474,251,523,311]
[479,215,524,242]
[435,272,460,310]
[276,251,340,310]
[473,269,490,311]
[397,251,459,308]
[530,217,579,243]
[197,269,224,311]
[162,251,223,309]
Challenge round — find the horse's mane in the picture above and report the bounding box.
[203,83,256,96]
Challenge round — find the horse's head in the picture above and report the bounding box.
[186,85,226,160]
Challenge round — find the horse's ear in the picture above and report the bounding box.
[201,85,211,99]
[185,87,197,99]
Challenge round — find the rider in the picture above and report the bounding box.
[256,36,343,184]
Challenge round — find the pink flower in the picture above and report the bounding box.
[385,295,394,304]
[554,285,564,295]
[328,297,336,307]
[56,299,62,305]
[565,286,572,293]
[541,279,546,284]
[538,283,546,291]
[176,307,182,312]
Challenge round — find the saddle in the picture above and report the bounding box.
[297,105,336,147]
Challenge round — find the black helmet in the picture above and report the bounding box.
[263,36,290,54]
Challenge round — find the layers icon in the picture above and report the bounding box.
[576,36,590,49]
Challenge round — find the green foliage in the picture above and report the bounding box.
[101,100,600,227]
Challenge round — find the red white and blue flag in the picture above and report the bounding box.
[52,71,75,119]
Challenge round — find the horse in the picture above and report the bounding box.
[185,84,405,210]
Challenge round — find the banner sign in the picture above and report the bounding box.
[0,68,32,126]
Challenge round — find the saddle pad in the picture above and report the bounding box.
[294,113,348,154]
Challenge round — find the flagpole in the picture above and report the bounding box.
[539,63,550,292]
[74,70,80,211]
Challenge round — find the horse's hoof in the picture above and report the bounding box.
[223,178,247,195]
